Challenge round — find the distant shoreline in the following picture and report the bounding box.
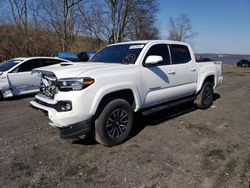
[197,54,250,64]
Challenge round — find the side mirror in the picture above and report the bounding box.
[145,55,163,65]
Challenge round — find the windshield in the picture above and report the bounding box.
[0,59,21,72]
[89,44,145,64]
[86,52,96,58]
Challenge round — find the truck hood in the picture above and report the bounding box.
[32,62,125,79]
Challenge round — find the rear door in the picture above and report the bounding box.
[7,59,42,95]
[169,44,197,95]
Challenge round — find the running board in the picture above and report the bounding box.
[141,96,196,116]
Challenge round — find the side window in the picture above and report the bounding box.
[16,59,42,72]
[144,44,170,66]
[171,45,191,64]
[42,59,65,67]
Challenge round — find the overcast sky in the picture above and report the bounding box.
[157,0,250,54]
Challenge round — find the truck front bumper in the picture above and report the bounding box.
[30,93,93,138]
[58,120,91,139]
[30,99,92,139]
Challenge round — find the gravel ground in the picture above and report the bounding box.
[0,64,250,188]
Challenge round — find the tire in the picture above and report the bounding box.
[0,91,3,101]
[195,81,214,109]
[94,99,134,146]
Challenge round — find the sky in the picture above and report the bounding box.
[157,0,250,54]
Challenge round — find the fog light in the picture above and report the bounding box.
[65,103,71,110]
[56,101,72,112]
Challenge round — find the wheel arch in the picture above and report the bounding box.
[90,84,141,116]
[196,74,215,93]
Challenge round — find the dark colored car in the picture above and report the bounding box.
[78,51,96,61]
[237,59,250,67]
[53,52,82,62]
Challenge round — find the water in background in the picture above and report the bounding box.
[215,58,239,64]
[201,54,241,64]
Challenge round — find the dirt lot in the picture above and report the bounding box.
[0,65,250,188]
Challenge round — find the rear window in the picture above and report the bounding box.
[42,59,66,66]
[171,45,191,64]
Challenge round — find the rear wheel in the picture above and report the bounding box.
[195,81,214,109]
[94,99,134,146]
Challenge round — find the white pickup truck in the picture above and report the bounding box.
[30,40,223,146]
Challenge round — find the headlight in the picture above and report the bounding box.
[56,77,95,91]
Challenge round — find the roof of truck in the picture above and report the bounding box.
[12,57,69,62]
[108,40,188,46]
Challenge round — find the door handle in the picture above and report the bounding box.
[189,68,196,72]
[167,70,175,75]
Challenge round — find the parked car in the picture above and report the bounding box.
[30,40,223,146]
[195,55,212,62]
[0,57,68,100]
[78,51,96,61]
[237,59,250,67]
[53,51,82,62]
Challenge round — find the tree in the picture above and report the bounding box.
[79,0,159,44]
[106,0,159,43]
[0,0,160,61]
[41,0,82,51]
[168,14,196,42]
[78,2,107,48]
[8,0,28,52]
[105,0,133,43]
[127,0,159,40]
[8,0,28,31]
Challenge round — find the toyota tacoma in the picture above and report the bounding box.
[30,40,223,146]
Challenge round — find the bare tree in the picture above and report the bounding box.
[6,0,30,56]
[105,0,133,43]
[127,0,159,40]
[78,3,107,48]
[41,0,82,51]
[0,0,160,61]
[0,0,61,59]
[168,14,196,42]
[8,0,28,31]
[79,0,159,44]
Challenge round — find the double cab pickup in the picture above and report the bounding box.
[30,40,223,146]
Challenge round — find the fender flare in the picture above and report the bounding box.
[89,82,141,115]
[196,73,215,93]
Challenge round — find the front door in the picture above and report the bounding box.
[7,59,42,95]
[140,43,174,108]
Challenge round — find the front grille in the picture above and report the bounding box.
[40,74,58,98]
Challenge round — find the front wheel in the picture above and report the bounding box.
[94,99,134,146]
[195,81,214,109]
[0,91,3,101]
